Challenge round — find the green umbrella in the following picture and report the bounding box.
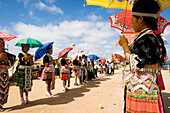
[15,38,43,48]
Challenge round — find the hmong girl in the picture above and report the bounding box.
[16,44,34,105]
[60,53,69,92]
[72,59,80,86]
[118,0,166,112]
[41,45,56,97]
[0,38,15,111]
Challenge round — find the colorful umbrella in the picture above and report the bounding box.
[85,0,133,10]
[15,38,43,48]
[101,58,106,64]
[106,59,111,62]
[88,54,99,60]
[0,32,17,41]
[34,42,54,61]
[58,47,73,59]
[79,51,88,56]
[85,0,170,11]
[109,10,170,34]
[69,50,79,62]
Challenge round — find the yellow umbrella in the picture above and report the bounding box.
[85,0,133,10]
[85,0,169,11]
[160,0,170,11]
[106,59,111,62]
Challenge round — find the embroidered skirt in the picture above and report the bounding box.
[16,66,32,92]
[61,73,68,80]
[0,66,9,105]
[125,88,160,113]
[41,71,52,81]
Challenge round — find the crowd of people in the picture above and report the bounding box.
[0,40,116,111]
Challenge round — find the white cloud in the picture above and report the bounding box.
[104,45,112,49]
[88,14,102,21]
[7,17,120,59]
[34,1,63,14]
[45,0,55,4]
[0,26,10,33]
[29,11,33,16]
[17,0,64,15]
[17,0,30,7]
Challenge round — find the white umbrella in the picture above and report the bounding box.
[162,37,168,45]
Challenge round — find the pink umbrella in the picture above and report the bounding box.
[0,32,17,41]
[115,33,135,47]
[58,47,73,59]
[69,50,79,62]
[79,51,88,56]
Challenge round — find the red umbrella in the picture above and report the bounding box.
[58,47,73,59]
[0,32,17,41]
[69,50,79,62]
[101,58,106,64]
[79,51,88,56]
[109,10,170,34]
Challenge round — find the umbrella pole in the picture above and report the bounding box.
[122,0,129,34]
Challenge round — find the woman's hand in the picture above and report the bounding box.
[112,54,125,62]
[119,34,129,48]
[0,53,8,64]
[26,54,34,60]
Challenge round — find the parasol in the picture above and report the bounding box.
[109,10,170,34]
[58,47,73,59]
[85,0,170,11]
[69,50,79,62]
[15,38,43,48]
[88,54,99,60]
[79,51,88,56]
[35,42,54,61]
[0,32,17,41]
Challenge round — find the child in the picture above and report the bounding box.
[41,45,55,97]
[16,44,34,105]
[72,59,79,86]
[60,53,69,92]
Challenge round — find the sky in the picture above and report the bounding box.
[0,0,170,59]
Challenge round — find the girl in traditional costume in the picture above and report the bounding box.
[16,44,34,105]
[72,59,79,86]
[60,53,69,92]
[117,0,166,112]
[41,45,56,97]
[0,38,16,111]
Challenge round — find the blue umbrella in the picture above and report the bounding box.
[35,42,54,61]
[88,54,99,60]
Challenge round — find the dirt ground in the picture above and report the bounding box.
[3,69,170,113]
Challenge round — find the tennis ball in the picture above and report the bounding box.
[99,104,102,108]
[72,43,75,46]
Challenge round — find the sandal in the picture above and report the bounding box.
[21,101,26,105]
[46,92,53,97]
[26,100,31,104]
[74,83,79,86]
[66,88,69,91]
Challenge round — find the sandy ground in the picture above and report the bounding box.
[3,69,170,113]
